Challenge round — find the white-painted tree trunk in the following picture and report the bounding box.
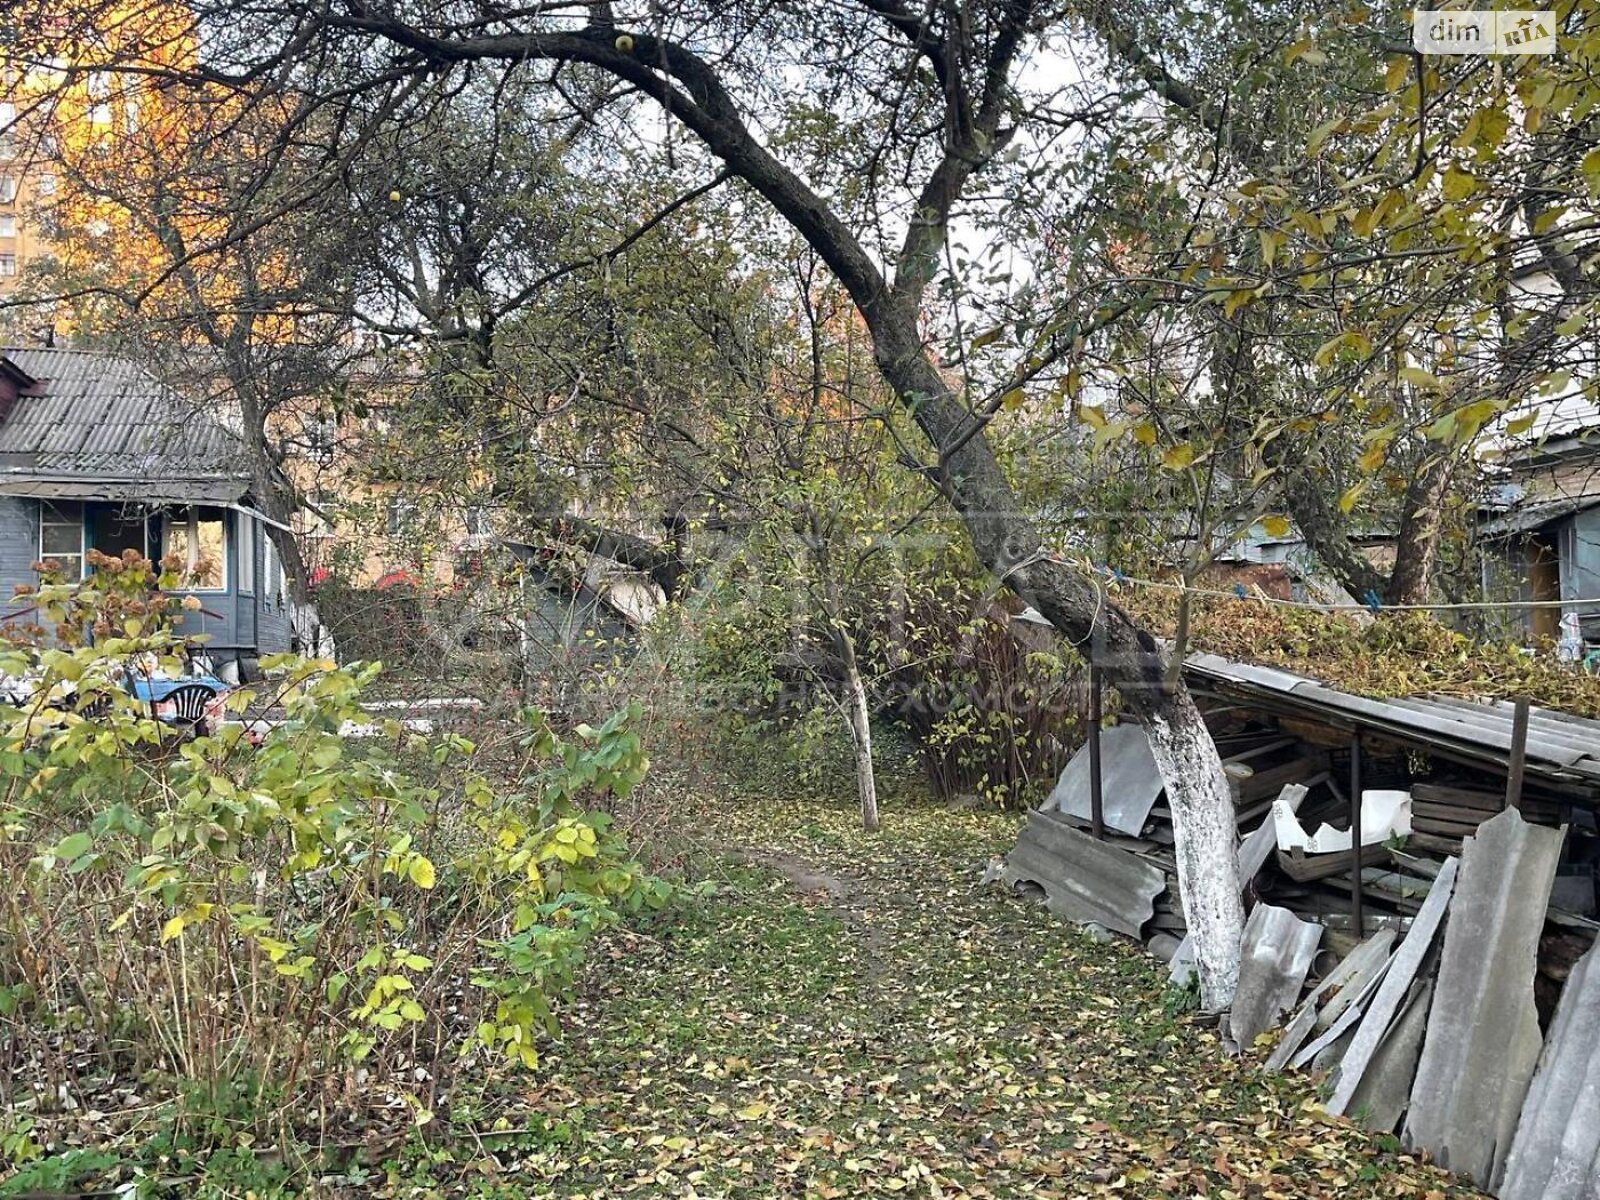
[1142,687,1244,1011]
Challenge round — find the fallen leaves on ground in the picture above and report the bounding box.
[438,784,1482,1200]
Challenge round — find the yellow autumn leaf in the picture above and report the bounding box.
[1505,412,1538,436]
[1261,515,1292,537]
[408,855,437,889]
[1441,166,1477,200]
[1162,443,1196,470]
[736,1101,769,1120]
[1399,366,1444,390]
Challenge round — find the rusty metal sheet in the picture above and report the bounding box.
[1497,938,1600,1200]
[1404,809,1566,1187]
[1327,856,1459,1116]
[1229,904,1321,1053]
[1265,930,1396,1073]
[1001,810,1165,938]
[1045,724,1162,837]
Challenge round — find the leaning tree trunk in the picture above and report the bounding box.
[319,16,1247,1010]
[873,338,1246,1009]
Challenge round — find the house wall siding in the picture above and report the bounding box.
[0,496,40,622]
[0,499,290,659]
[254,520,292,658]
[1566,509,1600,639]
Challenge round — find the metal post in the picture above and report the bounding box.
[1506,697,1530,811]
[1088,662,1105,840]
[1349,734,1364,938]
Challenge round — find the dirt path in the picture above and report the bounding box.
[471,792,1481,1199]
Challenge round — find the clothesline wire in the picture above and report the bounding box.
[1098,570,1600,614]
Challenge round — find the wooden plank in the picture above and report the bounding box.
[1302,856,1459,1084]
[1222,736,1298,765]
[1411,783,1505,812]
[1237,752,1331,802]
[1412,800,1491,822]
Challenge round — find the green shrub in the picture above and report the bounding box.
[0,556,668,1155]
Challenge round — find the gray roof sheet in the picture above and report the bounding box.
[0,347,243,483]
[1498,936,1600,1200]
[1185,652,1600,786]
[1480,495,1598,536]
[0,476,247,505]
[1001,809,1166,937]
[1044,723,1163,836]
[1404,809,1562,1186]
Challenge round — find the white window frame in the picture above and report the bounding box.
[39,501,86,580]
[0,215,15,238]
[306,415,336,465]
[236,512,255,595]
[263,532,280,605]
[386,497,417,538]
[163,506,229,593]
[0,254,15,278]
[0,175,17,204]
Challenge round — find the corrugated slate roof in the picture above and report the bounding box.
[1185,652,1600,787]
[0,347,242,481]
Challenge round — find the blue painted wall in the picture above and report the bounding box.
[1562,508,1600,640]
[0,499,290,660]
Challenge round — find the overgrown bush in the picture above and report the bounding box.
[0,556,668,1164]
[874,583,1085,808]
[681,565,1086,809]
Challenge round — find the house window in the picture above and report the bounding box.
[303,490,337,538]
[0,255,14,278]
[0,215,14,238]
[163,507,227,591]
[0,175,16,203]
[35,173,55,197]
[305,415,336,465]
[385,497,417,538]
[237,513,255,594]
[263,532,280,603]
[464,505,491,536]
[39,501,85,580]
